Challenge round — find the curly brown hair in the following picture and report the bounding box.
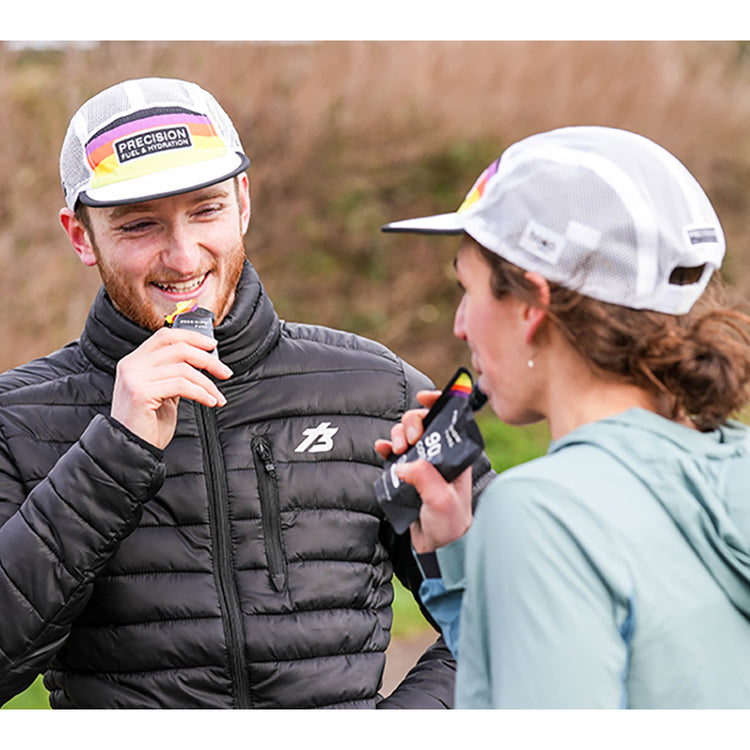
[474,242,750,431]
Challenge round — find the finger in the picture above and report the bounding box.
[142,327,232,377]
[395,458,451,503]
[389,422,409,455]
[416,390,441,409]
[374,439,393,460]
[150,374,227,408]
[117,360,227,408]
[125,337,233,381]
[401,407,429,446]
[389,406,430,455]
[139,325,217,353]
[186,347,233,381]
[150,361,228,406]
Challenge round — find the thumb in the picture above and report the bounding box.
[416,390,441,409]
[374,439,393,460]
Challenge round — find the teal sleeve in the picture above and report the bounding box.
[413,536,469,658]
[418,578,463,657]
[456,476,633,708]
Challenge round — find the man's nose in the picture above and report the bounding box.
[160,223,201,273]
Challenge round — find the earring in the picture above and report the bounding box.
[527,359,535,369]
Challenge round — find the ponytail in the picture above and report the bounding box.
[476,243,750,431]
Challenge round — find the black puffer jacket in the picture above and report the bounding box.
[0,261,492,709]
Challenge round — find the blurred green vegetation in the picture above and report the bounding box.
[391,414,549,639]
[1,675,49,710]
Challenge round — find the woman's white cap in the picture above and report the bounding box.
[383,126,725,315]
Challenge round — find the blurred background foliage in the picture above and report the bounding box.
[3,41,750,386]
[2,39,750,709]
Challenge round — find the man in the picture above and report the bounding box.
[0,77,492,708]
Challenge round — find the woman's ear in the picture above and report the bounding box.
[522,271,551,345]
[59,208,97,267]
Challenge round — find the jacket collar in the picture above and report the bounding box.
[80,261,281,375]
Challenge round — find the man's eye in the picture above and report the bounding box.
[195,204,222,217]
[120,220,154,233]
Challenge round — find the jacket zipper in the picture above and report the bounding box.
[196,403,253,709]
[252,436,288,592]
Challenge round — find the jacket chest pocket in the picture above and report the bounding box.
[252,436,289,593]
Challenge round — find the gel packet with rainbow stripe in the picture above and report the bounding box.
[374,367,486,534]
[165,299,219,358]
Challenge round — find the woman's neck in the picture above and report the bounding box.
[546,379,661,441]
[539,335,674,441]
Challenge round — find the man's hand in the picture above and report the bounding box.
[111,327,233,450]
[375,390,474,554]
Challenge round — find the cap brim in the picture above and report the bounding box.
[381,212,465,235]
[78,152,250,207]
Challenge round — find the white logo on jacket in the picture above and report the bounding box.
[294,422,339,453]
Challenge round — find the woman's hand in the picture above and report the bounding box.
[375,390,474,553]
[374,390,436,459]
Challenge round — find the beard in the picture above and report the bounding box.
[92,237,246,332]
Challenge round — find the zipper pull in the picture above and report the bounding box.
[255,440,276,475]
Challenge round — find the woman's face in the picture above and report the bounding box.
[453,240,544,426]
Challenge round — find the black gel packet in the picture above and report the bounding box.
[168,306,219,358]
[374,367,487,534]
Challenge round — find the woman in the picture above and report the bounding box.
[376,126,750,708]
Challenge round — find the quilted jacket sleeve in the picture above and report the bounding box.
[377,360,495,709]
[0,415,165,705]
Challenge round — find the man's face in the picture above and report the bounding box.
[65,176,250,332]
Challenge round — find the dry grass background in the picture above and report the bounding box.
[2,40,750,386]
[3,39,750,709]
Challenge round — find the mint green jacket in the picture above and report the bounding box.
[423,408,750,708]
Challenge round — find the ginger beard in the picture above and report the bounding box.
[90,235,246,332]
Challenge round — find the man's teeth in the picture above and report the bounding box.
[156,275,206,293]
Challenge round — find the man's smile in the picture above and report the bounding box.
[152,272,209,296]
